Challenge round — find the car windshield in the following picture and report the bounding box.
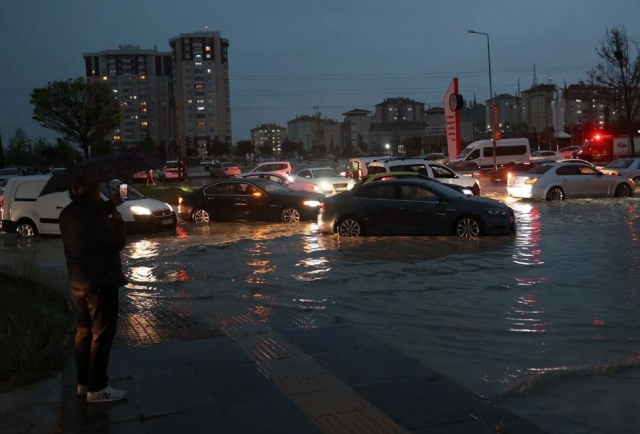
[101,180,145,200]
[310,168,339,178]
[526,165,554,174]
[252,179,291,193]
[606,159,633,169]
[456,147,473,159]
[0,168,18,175]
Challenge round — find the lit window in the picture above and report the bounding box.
[197,121,206,126]
[197,106,205,111]
[113,135,121,141]
[140,75,146,80]
[205,46,211,52]
[207,69,212,73]
[188,99,193,104]
[195,84,204,89]
[196,99,204,104]
[194,61,202,66]
[142,108,148,113]
[113,89,118,93]
[195,54,202,59]
[140,101,147,106]
[141,121,148,126]
[102,76,108,81]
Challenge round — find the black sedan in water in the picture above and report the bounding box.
[318,179,515,237]
[177,178,325,223]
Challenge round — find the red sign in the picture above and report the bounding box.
[443,78,461,159]
[491,104,502,141]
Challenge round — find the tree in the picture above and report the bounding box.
[209,140,229,157]
[8,128,32,166]
[141,136,156,156]
[0,131,5,168]
[280,139,298,157]
[310,144,327,158]
[30,78,121,160]
[93,138,113,156]
[259,144,274,156]
[236,140,254,160]
[588,27,640,155]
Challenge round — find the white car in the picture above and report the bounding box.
[507,161,635,201]
[423,153,448,164]
[600,158,640,186]
[0,176,176,237]
[292,167,355,195]
[559,146,581,159]
[245,161,292,176]
[236,172,315,192]
[367,159,482,196]
[531,150,562,161]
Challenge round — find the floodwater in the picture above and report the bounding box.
[2,191,640,434]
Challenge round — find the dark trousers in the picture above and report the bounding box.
[71,285,119,392]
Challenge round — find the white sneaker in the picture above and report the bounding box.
[76,385,88,397]
[86,386,127,403]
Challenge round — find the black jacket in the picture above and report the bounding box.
[59,197,127,290]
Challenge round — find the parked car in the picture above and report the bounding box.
[367,158,481,196]
[291,167,355,195]
[162,161,186,181]
[356,171,474,195]
[236,171,315,192]
[488,162,546,184]
[423,153,448,164]
[346,156,388,181]
[177,178,324,224]
[559,146,581,159]
[0,168,20,182]
[1,176,176,237]
[507,161,635,201]
[317,179,515,238]
[448,138,531,169]
[245,161,292,176]
[209,162,241,179]
[600,158,640,186]
[445,161,482,179]
[531,150,563,161]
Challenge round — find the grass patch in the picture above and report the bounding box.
[136,183,194,204]
[0,272,72,386]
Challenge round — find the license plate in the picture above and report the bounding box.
[161,219,173,225]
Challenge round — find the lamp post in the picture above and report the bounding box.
[468,29,497,171]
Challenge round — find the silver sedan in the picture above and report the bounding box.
[507,161,635,201]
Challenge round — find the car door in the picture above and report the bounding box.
[397,184,439,234]
[554,165,583,198]
[235,182,270,221]
[429,164,462,186]
[204,183,236,221]
[353,184,403,235]
[34,187,70,234]
[577,165,613,196]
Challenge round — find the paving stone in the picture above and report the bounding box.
[194,362,281,409]
[278,325,387,355]
[77,419,145,434]
[123,342,191,378]
[178,336,252,370]
[222,396,321,433]
[312,347,441,386]
[415,419,497,434]
[134,371,215,417]
[139,407,225,434]
[62,380,140,433]
[354,378,474,431]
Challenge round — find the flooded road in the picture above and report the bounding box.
[2,192,639,433]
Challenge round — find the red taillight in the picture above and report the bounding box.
[319,203,326,211]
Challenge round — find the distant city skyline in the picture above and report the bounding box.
[0,0,638,143]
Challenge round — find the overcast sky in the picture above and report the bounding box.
[1,0,638,143]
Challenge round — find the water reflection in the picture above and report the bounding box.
[512,203,543,266]
[128,239,160,259]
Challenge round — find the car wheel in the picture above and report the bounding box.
[471,184,481,196]
[632,176,640,187]
[192,208,210,223]
[455,217,481,238]
[281,208,301,223]
[615,183,632,198]
[337,217,363,237]
[545,187,565,201]
[17,219,38,238]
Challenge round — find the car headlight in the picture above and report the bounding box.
[319,182,333,191]
[303,200,321,207]
[485,208,508,216]
[287,176,295,182]
[129,205,152,215]
[313,185,321,192]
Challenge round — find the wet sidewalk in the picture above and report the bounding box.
[61,319,548,433]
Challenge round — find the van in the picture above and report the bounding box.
[347,157,388,181]
[1,175,52,237]
[448,138,531,169]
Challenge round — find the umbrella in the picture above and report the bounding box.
[39,152,158,197]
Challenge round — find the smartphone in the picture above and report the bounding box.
[119,183,128,201]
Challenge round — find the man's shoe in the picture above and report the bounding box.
[76,385,88,397]
[86,386,127,403]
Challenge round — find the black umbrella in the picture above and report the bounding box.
[39,152,158,197]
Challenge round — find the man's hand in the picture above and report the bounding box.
[111,193,124,207]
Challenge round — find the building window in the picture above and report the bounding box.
[113,135,121,141]
[141,121,148,126]
[194,61,202,66]
[205,46,211,52]
[197,121,206,126]
[197,106,205,111]
[196,99,204,104]
[188,99,193,104]
[139,75,146,80]
[102,76,108,81]
[140,101,147,106]
[195,84,204,89]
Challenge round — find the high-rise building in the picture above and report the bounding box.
[287,115,317,151]
[169,30,231,157]
[521,84,556,132]
[83,45,173,153]
[484,94,524,132]
[341,109,372,153]
[369,97,425,151]
[251,123,287,154]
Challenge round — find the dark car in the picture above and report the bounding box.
[488,161,549,184]
[177,178,325,224]
[355,172,474,195]
[318,179,515,238]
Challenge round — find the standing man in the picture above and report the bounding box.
[59,179,128,403]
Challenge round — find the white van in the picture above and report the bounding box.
[449,138,531,169]
[347,157,388,181]
[1,176,176,238]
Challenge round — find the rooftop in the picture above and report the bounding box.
[288,115,317,123]
[342,108,372,116]
[251,123,286,132]
[83,45,170,57]
[375,97,425,106]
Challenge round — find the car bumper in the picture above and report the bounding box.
[127,212,177,234]
[507,185,538,199]
[483,213,516,235]
[1,219,16,233]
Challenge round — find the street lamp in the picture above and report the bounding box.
[468,29,497,171]
[385,143,390,155]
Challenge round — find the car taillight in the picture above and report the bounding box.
[178,197,183,204]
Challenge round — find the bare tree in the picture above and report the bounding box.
[588,27,640,155]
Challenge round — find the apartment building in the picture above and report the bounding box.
[169,30,231,157]
[83,45,173,152]
[251,123,287,153]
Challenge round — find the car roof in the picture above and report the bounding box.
[239,171,284,177]
[257,160,290,164]
[369,158,432,165]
